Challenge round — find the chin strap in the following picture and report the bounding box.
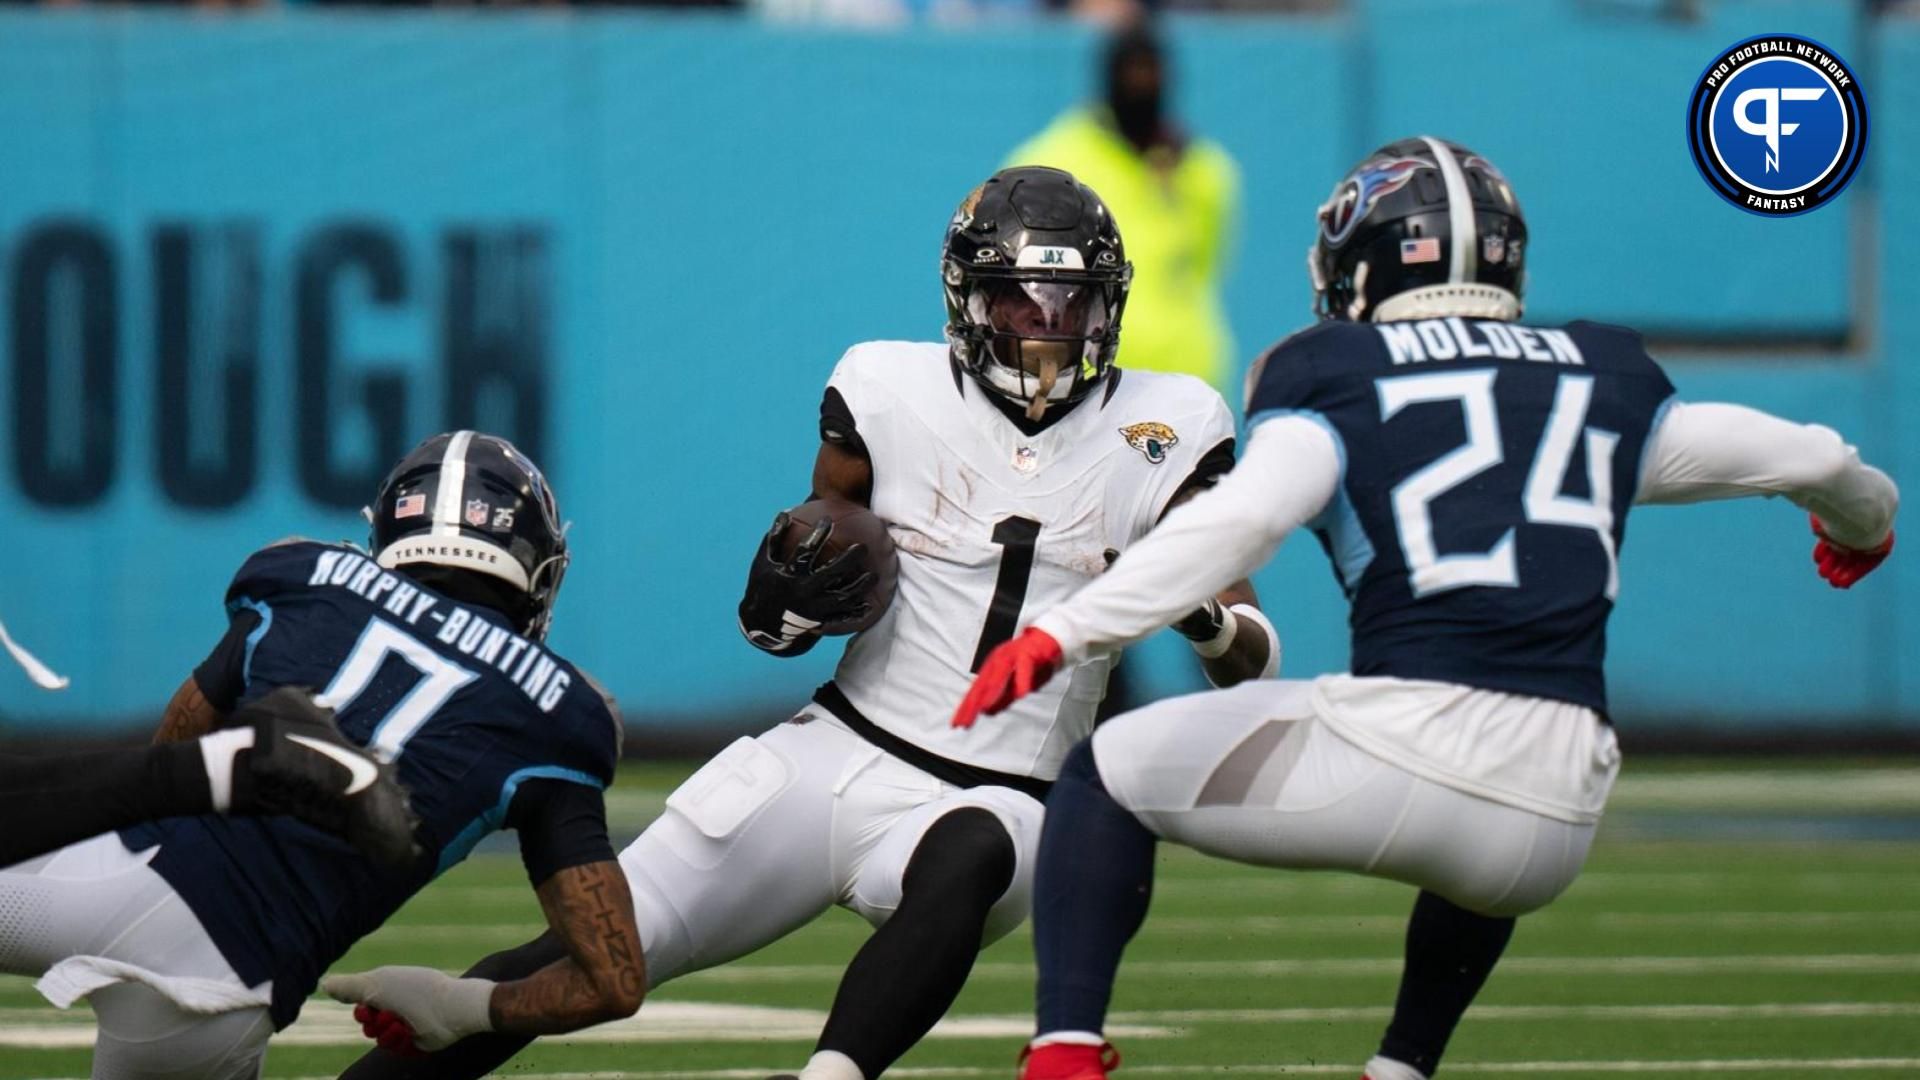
[1026,355,1061,421]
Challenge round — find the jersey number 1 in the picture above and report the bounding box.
[970,516,1042,672]
[1378,371,1620,600]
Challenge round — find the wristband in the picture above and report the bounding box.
[1231,603,1282,679]
[1190,604,1239,659]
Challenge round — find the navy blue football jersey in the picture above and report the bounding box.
[122,541,620,1028]
[1246,318,1676,713]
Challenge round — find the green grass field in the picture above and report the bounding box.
[3,758,1917,1079]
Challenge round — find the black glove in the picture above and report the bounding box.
[230,687,422,868]
[738,511,877,655]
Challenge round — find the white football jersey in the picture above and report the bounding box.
[823,341,1236,781]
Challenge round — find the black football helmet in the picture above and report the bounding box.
[367,431,569,640]
[943,167,1132,420]
[1310,136,1527,323]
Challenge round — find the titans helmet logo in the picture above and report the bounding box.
[1319,157,1428,247]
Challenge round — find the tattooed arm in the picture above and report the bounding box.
[153,677,224,744]
[156,604,264,744]
[489,859,645,1032]
[322,782,643,1051]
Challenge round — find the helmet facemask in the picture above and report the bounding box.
[971,276,1113,420]
[946,262,1128,421]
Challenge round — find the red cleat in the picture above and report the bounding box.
[1018,1041,1120,1080]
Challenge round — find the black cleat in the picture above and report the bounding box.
[230,687,422,868]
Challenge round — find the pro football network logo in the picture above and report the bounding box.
[1686,34,1867,217]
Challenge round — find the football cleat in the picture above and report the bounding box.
[230,687,422,868]
[1019,1041,1119,1080]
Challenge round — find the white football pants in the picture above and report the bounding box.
[0,834,272,1079]
[621,709,1045,988]
[1091,680,1603,917]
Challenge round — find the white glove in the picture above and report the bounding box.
[321,966,496,1052]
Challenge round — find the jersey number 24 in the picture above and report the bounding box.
[1378,370,1620,600]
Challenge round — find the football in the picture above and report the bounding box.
[776,497,898,635]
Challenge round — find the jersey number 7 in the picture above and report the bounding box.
[317,618,479,762]
[1377,370,1620,600]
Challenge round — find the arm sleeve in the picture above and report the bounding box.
[819,385,866,457]
[506,778,616,889]
[1636,401,1898,549]
[1033,415,1342,664]
[191,607,261,713]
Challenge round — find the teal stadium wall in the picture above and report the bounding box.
[0,1,1913,739]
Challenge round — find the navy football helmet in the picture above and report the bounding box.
[368,432,569,641]
[1310,137,1527,323]
[943,167,1133,420]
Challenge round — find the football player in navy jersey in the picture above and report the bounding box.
[0,432,644,1079]
[952,137,1900,1080]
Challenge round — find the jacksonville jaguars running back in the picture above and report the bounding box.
[337,167,1279,1080]
[0,433,645,1078]
[954,137,1899,1080]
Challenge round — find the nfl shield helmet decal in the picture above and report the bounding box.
[1120,422,1179,465]
[465,499,491,527]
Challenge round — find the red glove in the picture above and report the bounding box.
[952,628,1064,729]
[353,1003,426,1058]
[1811,513,1893,589]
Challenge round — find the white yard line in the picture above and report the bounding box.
[4,999,1912,1050]
[1144,910,1920,935]
[677,951,1920,983]
[359,908,1920,944]
[1113,1001,1920,1023]
[0,1001,1171,1050]
[278,1059,1920,1079]
[1608,769,1920,812]
[1151,870,1920,900]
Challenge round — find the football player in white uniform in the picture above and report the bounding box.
[337,166,1278,1080]
[953,139,1900,1080]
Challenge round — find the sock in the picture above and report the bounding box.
[1032,739,1157,1036]
[797,1050,863,1080]
[813,808,1016,1078]
[1032,1031,1106,1048]
[197,727,255,813]
[1376,890,1516,1075]
[1362,1055,1428,1080]
[0,742,216,866]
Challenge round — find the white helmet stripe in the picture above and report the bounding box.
[1421,135,1477,286]
[433,429,475,537]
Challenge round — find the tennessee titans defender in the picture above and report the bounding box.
[953,137,1899,1080]
[0,432,644,1078]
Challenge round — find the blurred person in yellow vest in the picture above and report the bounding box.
[1004,21,1240,392]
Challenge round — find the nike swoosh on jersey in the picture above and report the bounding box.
[286,733,381,796]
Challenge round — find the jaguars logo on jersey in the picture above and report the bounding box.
[1119,422,1179,464]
